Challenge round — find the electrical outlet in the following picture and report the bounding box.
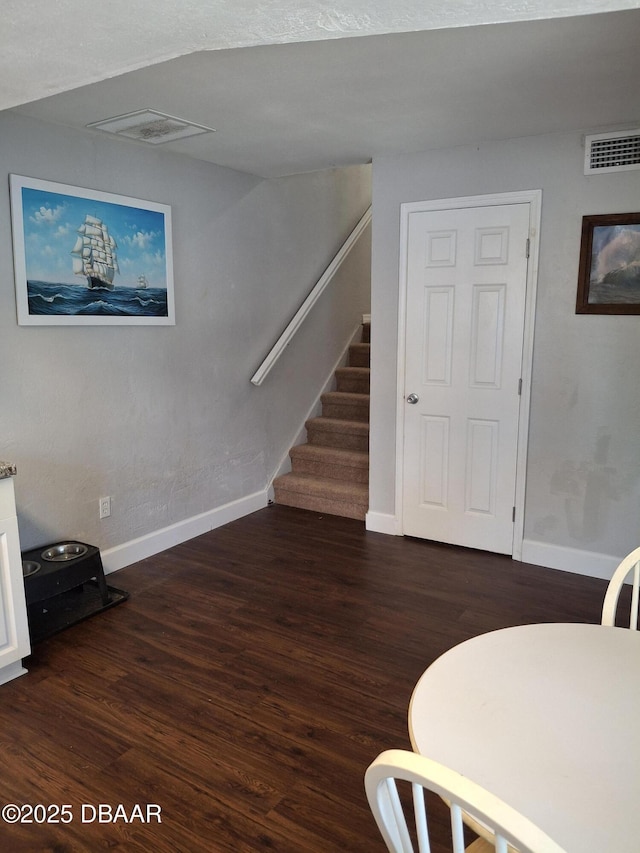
[99,496,111,519]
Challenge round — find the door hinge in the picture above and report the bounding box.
[526,237,530,258]
[512,506,516,522]
[518,377,522,395]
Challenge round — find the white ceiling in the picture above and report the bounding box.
[6,1,640,177]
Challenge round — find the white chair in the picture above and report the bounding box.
[365,749,567,853]
[601,546,640,629]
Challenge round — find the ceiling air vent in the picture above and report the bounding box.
[87,109,215,144]
[584,129,640,175]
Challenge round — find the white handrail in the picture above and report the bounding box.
[250,205,371,386]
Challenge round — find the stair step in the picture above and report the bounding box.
[321,391,369,422]
[305,417,369,452]
[290,444,369,483]
[348,343,370,368]
[273,473,368,521]
[335,367,370,394]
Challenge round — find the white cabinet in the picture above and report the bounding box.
[0,475,30,684]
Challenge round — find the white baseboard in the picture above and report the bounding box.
[101,489,269,575]
[0,661,28,686]
[365,511,401,535]
[521,538,618,581]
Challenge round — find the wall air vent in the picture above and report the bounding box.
[87,109,215,144]
[584,129,640,174]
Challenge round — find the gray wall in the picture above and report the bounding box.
[370,130,640,572]
[0,112,371,554]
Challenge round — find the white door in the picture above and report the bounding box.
[400,200,532,554]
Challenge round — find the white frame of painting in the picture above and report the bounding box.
[9,174,175,326]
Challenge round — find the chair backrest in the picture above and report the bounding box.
[365,749,567,853]
[601,546,640,629]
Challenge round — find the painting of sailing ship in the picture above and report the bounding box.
[71,214,119,291]
[10,175,174,325]
[576,212,640,314]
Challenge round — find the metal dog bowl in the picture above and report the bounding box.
[41,542,88,562]
[22,560,41,577]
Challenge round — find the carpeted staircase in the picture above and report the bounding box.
[273,323,370,520]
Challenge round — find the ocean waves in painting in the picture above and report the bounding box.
[27,281,168,317]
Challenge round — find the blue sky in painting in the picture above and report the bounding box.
[20,186,168,289]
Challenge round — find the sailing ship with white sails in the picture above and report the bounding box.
[71,214,118,290]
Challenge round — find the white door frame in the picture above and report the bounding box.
[395,189,542,561]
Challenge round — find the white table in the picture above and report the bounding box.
[409,623,640,853]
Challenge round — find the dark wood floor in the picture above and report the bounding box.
[0,505,608,852]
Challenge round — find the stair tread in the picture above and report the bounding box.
[274,472,368,499]
[334,366,370,394]
[348,342,370,368]
[322,391,369,403]
[273,492,366,520]
[306,417,369,433]
[290,444,369,467]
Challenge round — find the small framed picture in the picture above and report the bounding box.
[576,212,640,314]
[9,174,175,325]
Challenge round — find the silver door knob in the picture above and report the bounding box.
[406,393,419,404]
